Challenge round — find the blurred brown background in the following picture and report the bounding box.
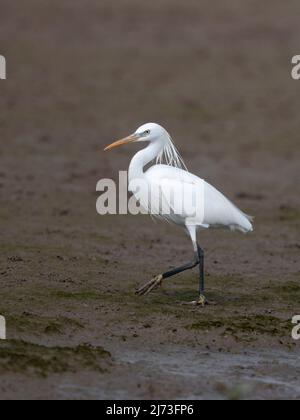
[0,0,299,400]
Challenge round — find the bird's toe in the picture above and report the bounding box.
[135,274,163,296]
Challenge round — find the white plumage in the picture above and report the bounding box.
[143,164,253,233]
[126,123,252,237]
[105,122,253,305]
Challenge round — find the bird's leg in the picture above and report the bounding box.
[136,254,200,296]
[196,245,206,306]
[181,246,216,306]
[136,245,215,305]
[193,245,216,306]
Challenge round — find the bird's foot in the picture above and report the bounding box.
[136,274,163,296]
[180,295,216,307]
[197,294,207,306]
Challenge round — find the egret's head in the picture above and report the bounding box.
[104,122,187,170]
[104,123,167,151]
[135,123,167,142]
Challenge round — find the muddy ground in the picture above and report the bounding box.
[0,0,299,400]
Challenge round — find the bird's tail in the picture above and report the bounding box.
[232,212,254,233]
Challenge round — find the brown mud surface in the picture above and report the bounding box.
[0,0,299,400]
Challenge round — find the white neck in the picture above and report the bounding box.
[129,140,163,182]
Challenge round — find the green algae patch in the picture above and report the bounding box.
[272,281,300,304]
[51,290,103,300]
[186,315,290,337]
[2,313,85,337]
[0,340,112,377]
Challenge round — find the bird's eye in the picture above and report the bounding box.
[144,130,150,135]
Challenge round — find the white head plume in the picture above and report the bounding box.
[135,123,188,171]
[156,131,187,170]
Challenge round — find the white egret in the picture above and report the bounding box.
[104,123,253,305]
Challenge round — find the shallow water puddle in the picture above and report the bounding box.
[58,346,300,399]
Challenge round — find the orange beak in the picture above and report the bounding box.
[104,134,139,151]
